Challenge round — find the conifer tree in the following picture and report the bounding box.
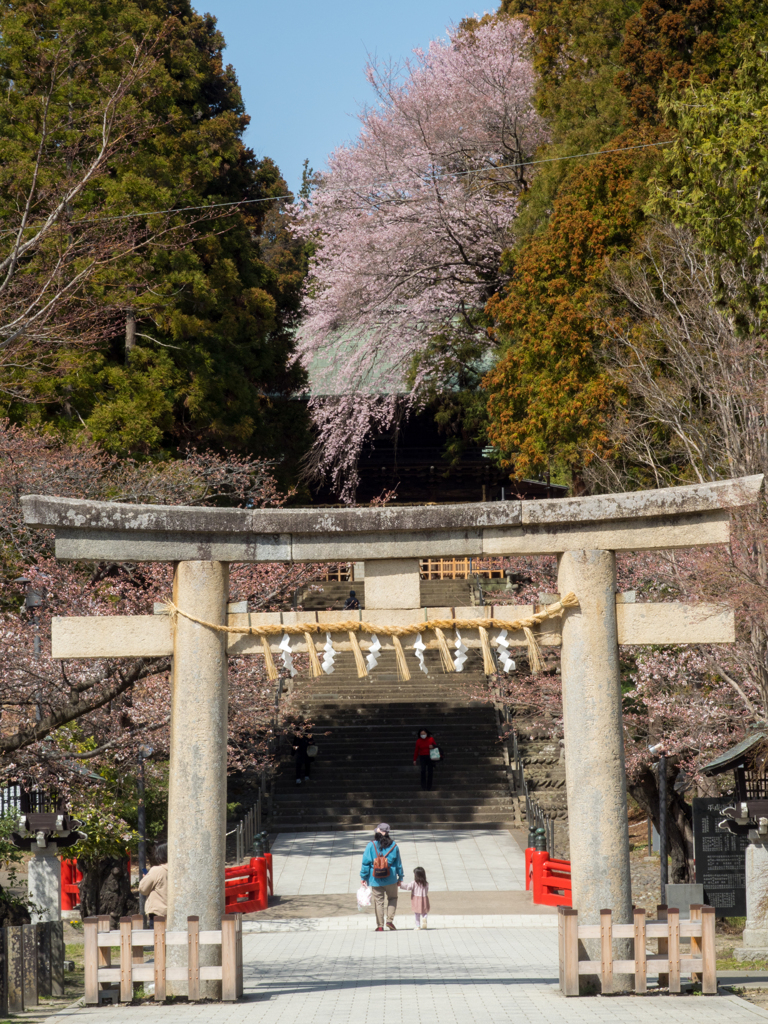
[0,0,309,477]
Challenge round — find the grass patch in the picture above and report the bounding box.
[718,916,747,935]
[718,957,768,971]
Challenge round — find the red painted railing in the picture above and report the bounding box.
[528,848,572,907]
[225,856,268,913]
[64,853,273,915]
[61,858,83,911]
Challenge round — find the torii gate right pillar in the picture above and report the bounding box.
[558,549,632,989]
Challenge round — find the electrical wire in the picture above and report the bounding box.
[61,138,674,226]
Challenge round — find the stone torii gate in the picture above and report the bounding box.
[21,474,762,987]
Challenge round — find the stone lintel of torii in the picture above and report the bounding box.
[20,473,763,994]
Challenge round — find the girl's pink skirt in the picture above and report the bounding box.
[411,894,430,914]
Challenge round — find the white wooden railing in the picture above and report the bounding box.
[558,904,717,996]
[84,914,243,1004]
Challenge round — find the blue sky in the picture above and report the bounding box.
[203,0,489,195]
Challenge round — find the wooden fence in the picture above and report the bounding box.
[0,920,65,1015]
[558,904,716,996]
[234,797,262,862]
[419,557,507,580]
[84,913,243,1004]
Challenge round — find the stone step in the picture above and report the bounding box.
[269,820,516,833]
[277,786,513,797]
[271,813,517,827]
[282,792,513,803]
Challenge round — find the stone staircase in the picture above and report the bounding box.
[271,647,518,833]
[513,730,569,858]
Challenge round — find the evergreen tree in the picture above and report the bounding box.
[0,0,309,479]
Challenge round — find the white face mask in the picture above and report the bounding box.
[420,733,427,739]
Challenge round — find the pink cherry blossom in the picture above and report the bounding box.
[292,19,549,498]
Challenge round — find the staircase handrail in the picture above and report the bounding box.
[495,691,557,858]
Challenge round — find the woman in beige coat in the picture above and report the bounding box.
[139,844,168,920]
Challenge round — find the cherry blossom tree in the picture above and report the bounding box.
[468,545,763,883]
[292,18,548,498]
[0,422,319,795]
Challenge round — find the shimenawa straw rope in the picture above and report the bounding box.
[163,593,579,679]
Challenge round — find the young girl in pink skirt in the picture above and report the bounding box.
[400,866,430,930]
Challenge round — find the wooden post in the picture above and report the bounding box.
[701,906,717,995]
[119,917,133,1003]
[656,904,668,988]
[37,921,52,997]
[51,921,65,998]
[153,918,166,1003]
[187,916,200,1002]
[0,927,8,1018]
[97,914,111,996]
[131,914,143,998]
[84,919,99,1006]
[7,926,22,1013]
[561,907,579,996]
[221,915,237,1002]
[667,907,680,993]
[689,904,702,985]
[22,923,37,1007]
[558,908,565,991]
[236,914,243,999]
[600,909,613,994]
[633,908,646,995]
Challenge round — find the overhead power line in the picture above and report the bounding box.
[66,138,675,225]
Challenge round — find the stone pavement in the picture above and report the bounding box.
[47,926,768,1024]
[270,828,527,894]
[43,829,768,1022]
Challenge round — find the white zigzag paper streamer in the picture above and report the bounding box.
[278,633,298,677]
[366,634,382,672]
[495,630,516,673]
[453,631,468,672]
[414,633,428,675]
[321,632,336,675]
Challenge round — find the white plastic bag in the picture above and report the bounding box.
[357,883,372,909]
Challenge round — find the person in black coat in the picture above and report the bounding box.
[293,733,313,784]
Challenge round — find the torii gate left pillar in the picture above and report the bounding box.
[167,561,228,996]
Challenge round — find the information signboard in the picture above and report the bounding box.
[692,796,748,916]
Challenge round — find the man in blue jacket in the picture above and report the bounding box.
[360,823,404,930]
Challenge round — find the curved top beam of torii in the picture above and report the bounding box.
[20,474,764,563]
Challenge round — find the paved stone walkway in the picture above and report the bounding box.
[271,829,527,894]
[44,830,768,1022]
[48,927,768,1023]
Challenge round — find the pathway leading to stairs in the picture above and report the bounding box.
[45,827,768,1023]
[270,829,527,895]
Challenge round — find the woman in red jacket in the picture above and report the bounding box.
[413,727,437,791]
